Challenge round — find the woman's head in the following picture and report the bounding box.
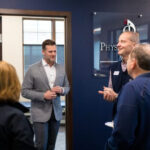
[0,61,21,102]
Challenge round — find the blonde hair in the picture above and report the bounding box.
[122,31,140,44]
[0,61,21,102]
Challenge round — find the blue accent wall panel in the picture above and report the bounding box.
[0,0,149,149]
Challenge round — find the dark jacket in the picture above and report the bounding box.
[110,61,131,93]
[0,100,36,150]
[110,61,132,118]
[105,73,150,150]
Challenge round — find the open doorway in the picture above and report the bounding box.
[0,8,72,150]
[23,17,66,150]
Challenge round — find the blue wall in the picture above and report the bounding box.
[0,0,149,149]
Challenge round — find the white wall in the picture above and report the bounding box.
[2,16,28,101]
[2,16,23,82]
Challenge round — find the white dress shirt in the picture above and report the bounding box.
[42,59,56,88]
[108,61,127,88]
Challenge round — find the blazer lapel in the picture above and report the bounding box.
[38,61,50,89]
[54,63,59,87]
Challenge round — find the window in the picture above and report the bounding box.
[55,21,64,45]
[24,20,52,44]
[23,18,65,75]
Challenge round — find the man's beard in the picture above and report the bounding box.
[46,57,55,65]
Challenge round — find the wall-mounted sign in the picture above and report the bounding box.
[93,12,149,77]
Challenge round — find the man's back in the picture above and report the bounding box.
[127,73,150,150]
[106,72,150,150]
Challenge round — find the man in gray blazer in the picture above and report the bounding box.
[21,39,70,150]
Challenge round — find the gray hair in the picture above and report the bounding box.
[130,43,150,70]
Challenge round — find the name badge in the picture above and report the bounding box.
[113,71,119,75]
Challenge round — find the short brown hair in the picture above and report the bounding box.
[130,43,150,70]
[0,61,21,102]
[42,39,56,50]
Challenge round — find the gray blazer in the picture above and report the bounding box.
[21,61,70,122]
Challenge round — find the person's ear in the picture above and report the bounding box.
[131,58,137,69]
[42,50,45,55]
[131,42,137,50]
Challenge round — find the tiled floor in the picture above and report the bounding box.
[55,126,65,150]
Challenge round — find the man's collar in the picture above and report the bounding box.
[136,72,150,79]
[42,59,56,67]
[42,59,48,66]
[121,61,127,72]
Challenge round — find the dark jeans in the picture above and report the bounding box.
[33,110,60,150]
